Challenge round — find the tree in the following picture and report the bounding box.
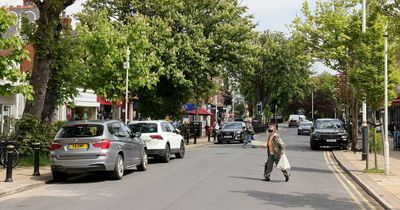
[23,0,77,118]
[0,8,32,97]
[239,31,312,119]
[82,0,257,118]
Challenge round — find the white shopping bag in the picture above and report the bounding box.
[277,153,291,171]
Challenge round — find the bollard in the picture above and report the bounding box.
[32,142,41,176]
[4,145,15,182]
[207,129,211,142]
[186,128,190,145]
[193,128,197,144]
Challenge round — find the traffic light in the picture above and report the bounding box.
[257,102,262,114]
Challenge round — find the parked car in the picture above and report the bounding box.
[310,118,348,150]
[50,120,147,181]
[288,114,307,127]
[298,121,313,135]
[128,120,185,163]
[217,121,247,144]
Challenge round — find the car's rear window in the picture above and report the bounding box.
[57,124,104,138]
[128,123,158,133]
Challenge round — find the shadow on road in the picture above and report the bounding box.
[231,190,356,209]
[230,176,285,183]
[290,166,332,174]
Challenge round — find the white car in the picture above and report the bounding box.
[128,120,185,162]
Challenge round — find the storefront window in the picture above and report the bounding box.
[0,105,12,134]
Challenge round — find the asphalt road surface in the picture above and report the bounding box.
[0,124,383,210]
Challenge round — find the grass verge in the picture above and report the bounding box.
[363,168,385,174]
[17,153,50,167]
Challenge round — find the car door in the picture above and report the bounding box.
[122,124,141,165]
[112,122,134,166]
[166,122,181,149]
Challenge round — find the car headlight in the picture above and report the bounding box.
[313,132,321,139]
[298,127,303,130]
[236,131,241,134]
[341,135,347,140]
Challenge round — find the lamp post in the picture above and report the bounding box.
[361,0,369,166]
[383,25,389,175]
[123,47,130,124]
[311,91,314,120]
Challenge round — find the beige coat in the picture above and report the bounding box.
[267,133,286,159]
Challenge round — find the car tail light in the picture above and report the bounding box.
[150,135,163,140]
[50,142,62,151]
[93,139,111,149]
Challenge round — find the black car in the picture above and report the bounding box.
[310,118,348,150]
[217,122,247,144]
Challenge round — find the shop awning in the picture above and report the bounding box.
[97,96,121,106]
[187,108,213,115]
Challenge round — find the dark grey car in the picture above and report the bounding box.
[50,120,147,181]
[298,121,313,135]
[217,122,247,144]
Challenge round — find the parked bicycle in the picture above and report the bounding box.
[0,139,20,168]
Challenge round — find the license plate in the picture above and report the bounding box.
[326,139,336,142]
[224,136,232,138]
[68,144,88,150]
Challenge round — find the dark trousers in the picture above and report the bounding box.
[264,154,289,179]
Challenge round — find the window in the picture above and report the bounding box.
[161,122,172,132]
[58,124,104,138]
[128,123,158,133]
[108,123,127,137]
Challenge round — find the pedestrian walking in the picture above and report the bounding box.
[389,121,396,137]
[263,125,290,182]
[243,118,254,148]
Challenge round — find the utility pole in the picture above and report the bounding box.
[361,0,369,170]
[311,91,314,120]
[124,47,130,124]
[383,24,389,175]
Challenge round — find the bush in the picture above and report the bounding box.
[10,115,61,157]
[369,127,383,153]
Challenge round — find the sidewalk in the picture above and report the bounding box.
[0,137,212,199]
[333,140,400,210]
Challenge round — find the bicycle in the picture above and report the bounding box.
[0,139,20,168]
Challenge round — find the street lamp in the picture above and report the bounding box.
[361,0,369,166]
[123,47,130,124]
[214,79,224,124]
[383,24,389,175]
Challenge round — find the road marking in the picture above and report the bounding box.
[323,151,371,210]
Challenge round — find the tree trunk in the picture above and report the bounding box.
[41,75,58,123]
[24,0,76,118]
[351,97,359,152]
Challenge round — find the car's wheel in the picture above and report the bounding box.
[175,141,185,159]
[52,170,67,182]
[310,140,318,150]
[137,150,148,171]
[109,154,124,180]
[341,144,349,150]
[297,131,301,135]
[161,144,170,163]
[239,140,244,143]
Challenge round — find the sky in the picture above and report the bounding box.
[1,0,332,74]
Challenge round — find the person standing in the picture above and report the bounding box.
[263,125,290,182]
[243,119,254,148]
[389,121,396,137]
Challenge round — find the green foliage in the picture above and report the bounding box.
[11,115,58,157]
[0,8,33,98]
[363,168,384,173]
[82,0,257,118]
[368,127,383,153]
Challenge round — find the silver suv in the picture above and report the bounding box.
[50,120,147,181]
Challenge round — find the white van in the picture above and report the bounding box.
[288,114,306,127]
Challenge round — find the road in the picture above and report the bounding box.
[0,124,383,210]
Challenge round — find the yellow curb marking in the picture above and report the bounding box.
[324,151,373,210]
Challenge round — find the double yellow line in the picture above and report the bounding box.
[323,151,375,210]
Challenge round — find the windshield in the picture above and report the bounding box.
[316,120,343,129]
[128,123,158,133]
[57,124,104,138]
[300,122,313,126]
[223,123,243,129]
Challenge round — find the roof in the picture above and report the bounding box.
[187,107,212,115]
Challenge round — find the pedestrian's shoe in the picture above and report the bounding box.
[242,145,247,148]
[284,173,290,182]
[262,178,270,182]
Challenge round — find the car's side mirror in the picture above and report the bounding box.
[174,129,181,134]
[242,126,246,130]
[135,132,141,138]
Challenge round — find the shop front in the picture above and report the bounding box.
[66,89,100,121]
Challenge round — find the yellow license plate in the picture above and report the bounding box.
[68,144,88,150]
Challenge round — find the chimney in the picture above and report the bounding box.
[23,0,33,6]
